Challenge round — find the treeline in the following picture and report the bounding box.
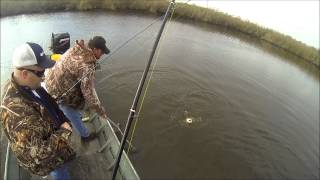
[1,0,319,67]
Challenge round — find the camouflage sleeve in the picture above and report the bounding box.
[80,65,107,117]
[2,103,75,175]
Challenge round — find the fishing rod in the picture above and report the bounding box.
[111,0,176,179]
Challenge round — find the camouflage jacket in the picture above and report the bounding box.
[0,76,75,176]
[45,43,107,117]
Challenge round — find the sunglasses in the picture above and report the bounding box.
[18,68,45,78]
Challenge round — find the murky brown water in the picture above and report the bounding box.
[1,11,319,179]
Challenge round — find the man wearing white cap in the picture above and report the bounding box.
[0,42,75,180]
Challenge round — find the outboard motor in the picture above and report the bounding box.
[51,33,70,54]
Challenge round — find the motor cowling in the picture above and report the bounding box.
[51,33,70,54]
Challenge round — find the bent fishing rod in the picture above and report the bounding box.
[111,0,176,179]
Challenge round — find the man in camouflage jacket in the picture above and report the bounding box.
[0,42,75,179]
[45,36,110,141]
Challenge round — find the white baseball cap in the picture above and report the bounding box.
[12,42,55,68]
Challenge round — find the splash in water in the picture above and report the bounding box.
[181,110,202,127]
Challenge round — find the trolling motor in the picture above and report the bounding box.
[51,32,70,54]
[49,33,70,61]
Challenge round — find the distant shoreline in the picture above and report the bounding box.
[1,0,319,68]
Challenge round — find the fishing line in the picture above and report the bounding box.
[127,2,177,154]
[58,15,165,100]
[59,0,193,100]
[126,0,195,153]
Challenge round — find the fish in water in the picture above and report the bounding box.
[182,110,202,126]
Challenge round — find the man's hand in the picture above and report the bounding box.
[60,122,72,132]
[76,39,85,49]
